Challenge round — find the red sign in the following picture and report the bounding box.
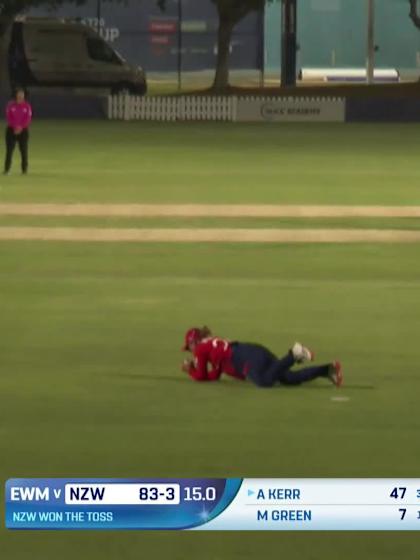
[150,35,171,45]
[149,21,177,34]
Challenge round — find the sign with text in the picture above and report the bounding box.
[236,98,346,122]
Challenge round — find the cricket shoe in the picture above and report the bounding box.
[329,361,343,388]
[292,342,314,364]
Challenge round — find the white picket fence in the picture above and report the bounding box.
[108,95,236,121]
[107,95,346,123]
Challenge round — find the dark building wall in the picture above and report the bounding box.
[29,0,261,73]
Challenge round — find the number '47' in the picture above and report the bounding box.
[390,487,406,499]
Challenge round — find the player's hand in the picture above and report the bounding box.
[181,359,193,373]
[14,127,22,135]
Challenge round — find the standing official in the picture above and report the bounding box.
[4,88,32,175]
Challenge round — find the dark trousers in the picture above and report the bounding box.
[4,127,29,173]
[231,342,330,388]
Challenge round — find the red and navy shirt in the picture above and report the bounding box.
[187,337,244,382]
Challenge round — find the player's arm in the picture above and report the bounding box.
[21,104,32,129]
[206,364,222,381]
[6,102,12,122]
[182,353,220,382]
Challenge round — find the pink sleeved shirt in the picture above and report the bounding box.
[6,101,33,129]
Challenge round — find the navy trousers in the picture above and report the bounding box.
[4,127,29,173]
[231,342,329,388]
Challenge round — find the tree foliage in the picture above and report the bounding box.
[409,0,420,27]
[0,1,88,17]
[158,0,266,22]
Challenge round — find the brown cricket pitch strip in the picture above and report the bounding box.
[0,204,419,243]
[0,227,420,243]
[1,203,420,218]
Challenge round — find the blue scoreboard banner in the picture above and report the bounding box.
[5,478,420,530]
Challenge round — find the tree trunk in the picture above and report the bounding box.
[212,18,234,91]
[0,14,12,93]
[281,0,297,87]
[409,0,420,27]
[0,20,14,35]
[0,7,18,38]
[0,8,19,95]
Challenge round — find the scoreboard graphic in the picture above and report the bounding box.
[5,478,420,530]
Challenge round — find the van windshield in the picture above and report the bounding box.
[87,37,121,65]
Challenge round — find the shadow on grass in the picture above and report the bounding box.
[114,372,187,383]
[112,372,253,388]
[296,384,375,390]
[105,372,375,391]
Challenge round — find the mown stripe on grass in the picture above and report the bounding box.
[2,216,420,230]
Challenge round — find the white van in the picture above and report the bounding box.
[2,17,147,95]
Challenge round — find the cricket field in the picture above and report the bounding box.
[0,121,419,558]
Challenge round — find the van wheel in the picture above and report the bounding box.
[135,82,147,96]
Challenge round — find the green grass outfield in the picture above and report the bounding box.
[2,215,420,230]
[0,122,420,559]
[1,243,420,558]
[1,121,420,205]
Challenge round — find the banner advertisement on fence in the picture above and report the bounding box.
[236,98,346,123]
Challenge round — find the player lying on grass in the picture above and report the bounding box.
[181,327,343,388]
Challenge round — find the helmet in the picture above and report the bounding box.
[182,328,202,351]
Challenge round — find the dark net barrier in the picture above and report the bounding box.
[346,97,420,122]
[0,93,107,119]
